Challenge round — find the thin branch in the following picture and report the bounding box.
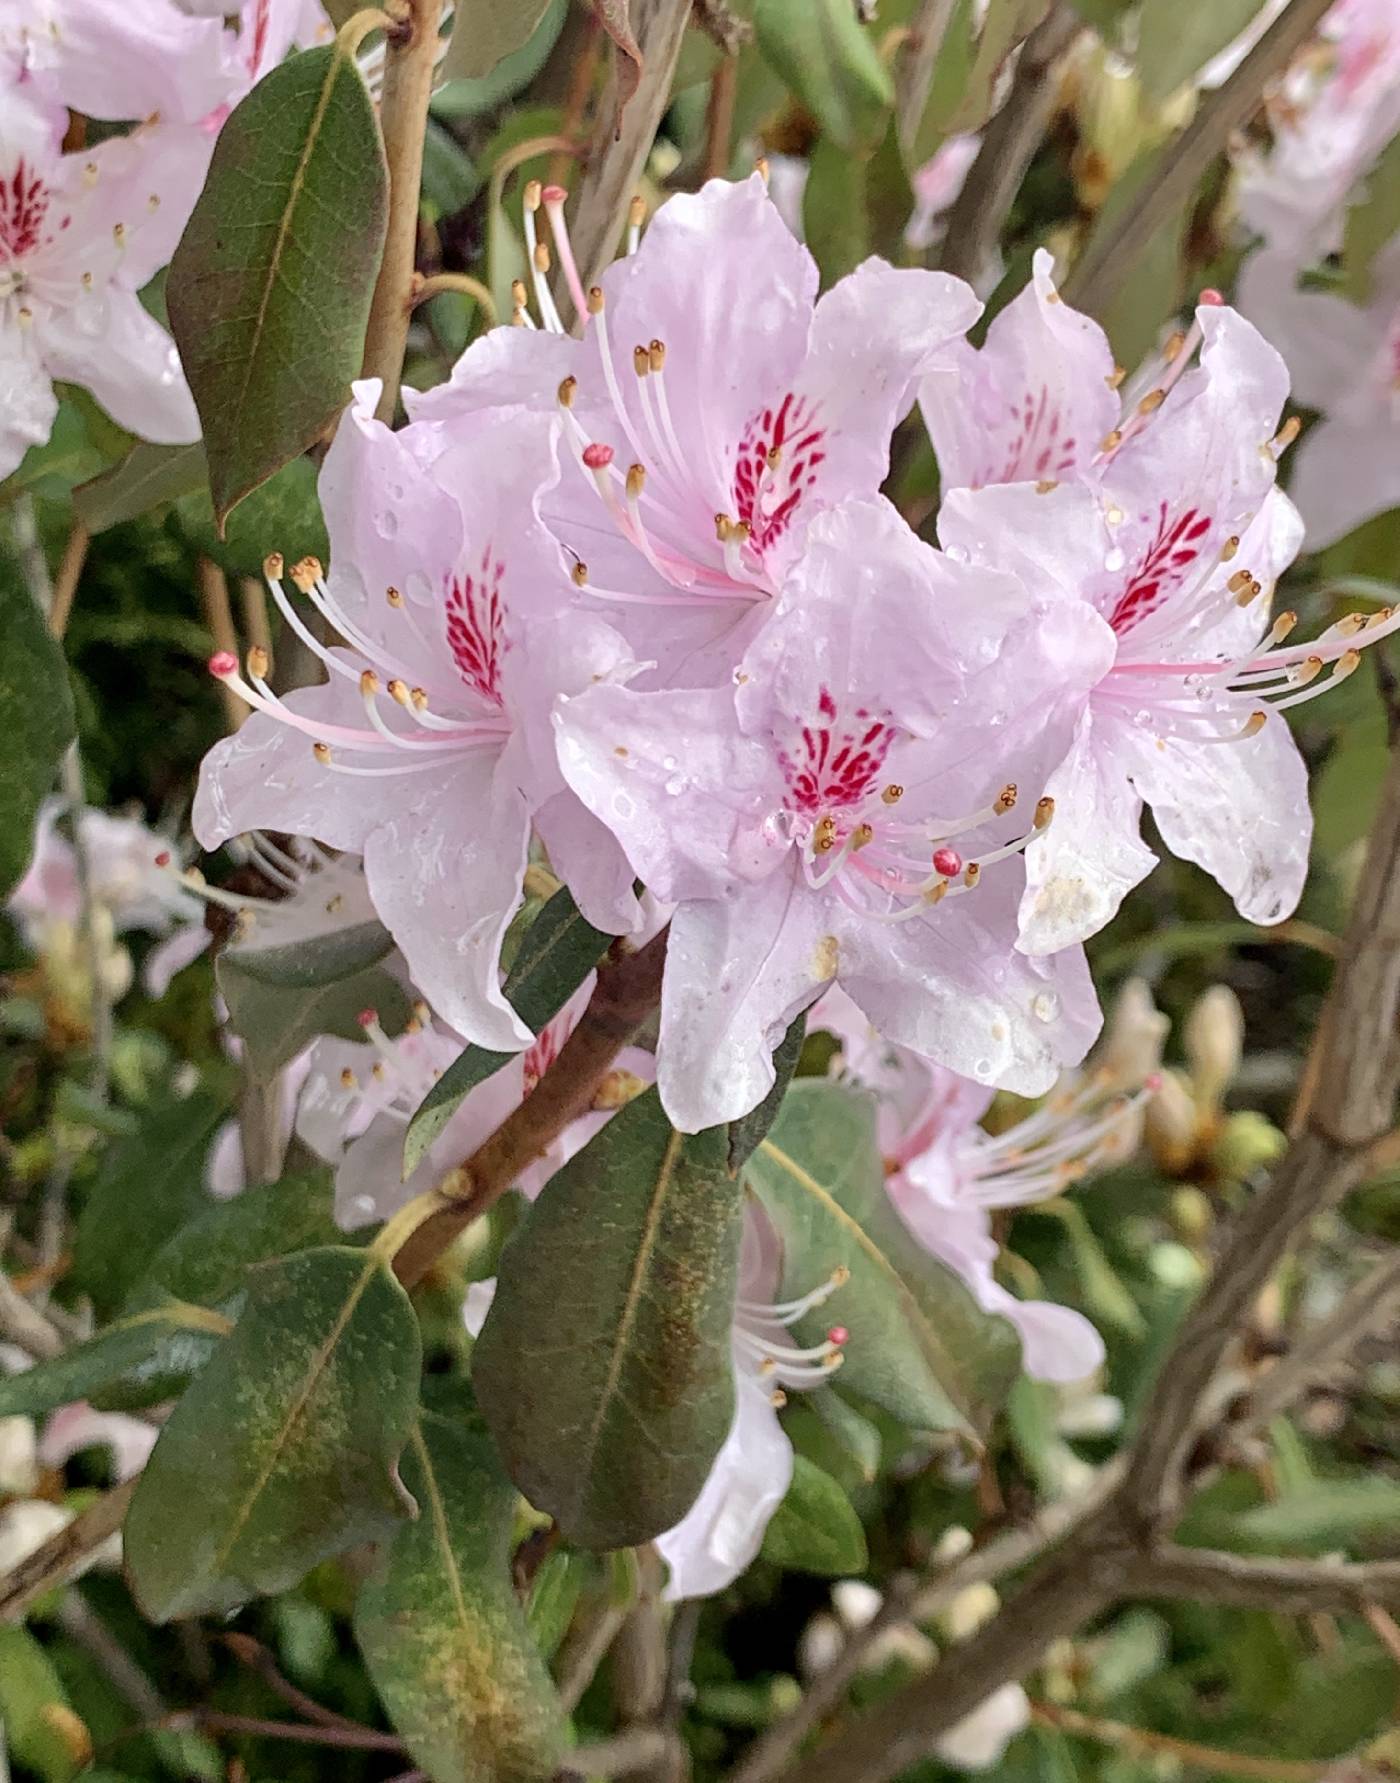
[562,0,693,296]
[391,927,669,1288]
[0,1478,137,1622]
[362,0,447,419]
[46,520,89,642]
[703,51,738,183]
[937,3,1081,286]
[1029,1701,1330,1781]
[564,1729,675,1778]
[894,0,958,161]
[162,1711,405,1751]
[691,0,751,56]
[1064,0,1334,315]
[1132,1547,1400,1618]
[56,1596,166,1721]
[216,1632,374,1732]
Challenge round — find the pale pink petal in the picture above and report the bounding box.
[1236,249,1377,413]
[40,291,197,444]
[404,322,577,425]
[920,249,1117,493]
[1288,414,1400,549]
[995,1297,1104,1383]
[936,1684,1031,1770]
[1018,712,1158,955]
[30,0,236,123]
[141,921,212,997]
[0,322,58,481]
[533,791,641,936]
[656,1372,793,1601]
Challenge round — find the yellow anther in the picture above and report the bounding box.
[995,782,1018,813]
[511,278,528,307]
[882,784,904,804]
[1240,710,1268,737]
[587,285,605,315]
[340,1067,356,1089]
[1137,388,1166,415]
[524,178,542,211]
[628,194,646,228]
[359,668,381,697]
[572,561,589,587]
[533,240,551,273]
[1162,330,1186,363]
[633,343,650,377]
[1106,365,1126,388]
[247,645,270,679]
[851,822,874,849]
[290,555,323,592]
[1035,479,1058,493]
[963,861,981,888]
[626,462,646,499]
[264,551,285,580]
[387,584,404,607]
[313,741,332,763]
[558,374,577,409]
[648,338,666,372]
[1220,535,1240,562]
[1100,429,1123,452]
[1034,795,1055,830]
[410,687,428,711]
[388,677,411,706]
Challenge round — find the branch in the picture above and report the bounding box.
[391,927,670,1288]
[1063,0,1334,315]
[562,0,693,299]
[0,1478,136,1623]
[937,3,1081,286]
[894,0,958,161]
[1028,1701,1330,1781]
[361,0,446,419]
[1133,1548,1400,1618]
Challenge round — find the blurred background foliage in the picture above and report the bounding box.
[5,1,1400,1779]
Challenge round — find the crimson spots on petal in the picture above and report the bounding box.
[733,390,827,556]
[1109,503,1213,634]
[444,548,508,705]
[0,157,51,260]
[778,690,897,814]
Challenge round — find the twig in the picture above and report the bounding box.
[236,1069,288,1191]
[56,1596,166,1721]
[216,1632,374,1732]
[1029,1701,1330,1781]
[0,1478,137,1622]
[691,0,751,55]
[391,926,669,1288]
[197,556,245,732]
[163,1710,405,1751]
[562,0,693,294]
[558,1594,634,1715]
[46,520,89,641]
[1363,1603,1400,1670]
[1064,0,1334,315]
[362,0,447,419]
[703,51,737,182]
[1131,1548,1400,1617]
[937,3,1081,286]
[894,0,958,161]
[410,270,498,322]
[564,1729,675,1778]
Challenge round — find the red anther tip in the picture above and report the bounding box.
[154,850,172,868]
[208,650,238,677]
[1198,287,1225,306]
[541,183,568,204]
[827,1326,849,1347]
[356,1008,378,1029]
[582,442,614,470]
[932,846,963,878]
[1145,1072,1163,1092]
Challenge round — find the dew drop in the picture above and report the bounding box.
[1104,547,1126,573]
[1032,990,1060,1022]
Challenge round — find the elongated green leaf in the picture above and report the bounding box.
[0,565,76,901]
[810,1386,882,1483]
[228,919,393,989]
[1137,0,1266,103]
[73,1089,231,1317]
[91,1171,343,1411]
[125,1247,421,1622]
[729,1012,808,1175]
[73,441,206,532]
[403,886,612,1175]
[171,452,330,579]
[753,0,893,154]
[0,1301,229,1419]
[473,1087,743,1549]
[0,1627,87,1783]
[760,1455,868,1576]
[441,0,553,79]
[167,42,388,527]
[1213,1479,1400,1554]
[744,1081,1020,1438]
[356,1382,567,1783]
[217,950,410,1080]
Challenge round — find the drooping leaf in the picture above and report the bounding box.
[0,561,76,902]
[440,0,554,81]
[1136,0,1266,104]
[73,1088,231,1317]
[743,1080,1021,1438]
[225,919,393,990]
[171,451,330,579]
[0,1300,230,1420]
[940,0,1044,138]
[753,0,894,155]
[90,1171,344,1411]
[355,1381,567,1783]
[586,1,643,122]
[73,441,207,532]
[729,1012,808,1175]
[125,1246,421,1622]
[809,1386,882,1483]
[473,1087,743,1549]
[166,41,388,527]
[0,1627,90,1783]
[760,1455,868,1576]
[216,949,411,1080]
[403,886,611,1176]
[1207,1479,1400,1555]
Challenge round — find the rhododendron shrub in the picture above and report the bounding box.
[5,3,1400,1780]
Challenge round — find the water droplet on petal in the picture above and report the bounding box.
[1104,547,1126,573]
[1032,990,1060,1022]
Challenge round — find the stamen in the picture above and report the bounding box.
[541,183,589,322]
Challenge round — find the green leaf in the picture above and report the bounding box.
[431,1,567,117]
[1137,0,1266,103]
[753,0,894,154]
[226,918,393,989]
[90,1171,344,1410]
[803,137,872,290]
[73,441,206,532]
[0,1627,88,1783]
[473,1087,744,1549]
[728,1013,808,1177]
[3,391,131,504]
[355,1382,567,1783]
[0,558,76,902]
[1087,148,1188,368]
[0,1300,230,1419]
[441,0,554,80]
[760,1454,868,1575]
[744,1080,1021,1438]
[1035,1199,1147,1338]
[943,0,1044,135]
[809,1385,882,1483]
[1214,1479,1400,1554]
[216,949,411,1080]
[73,1089,231,1317]
[403,886,612,1176]
[167,41,388,527]
[125,1246,421,1622]
[171,451,330,579]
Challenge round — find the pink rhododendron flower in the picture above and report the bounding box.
[0,88,201,479]
[655,1204,849,1599]
[926,258,1400,950]
[816,985,1155,1383]
[296,981,654,1229]
[1239,240,1400,547]
[193,380,640,1051]
[555,495,1107,1131]
[410,173,982,683]
[0,0,234,122]
[39,1400,157,1482]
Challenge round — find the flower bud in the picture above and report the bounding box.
[1170,1185,1213,1243]
[940,1582,1001,1642]
[1145,1068,1198,1174]
[1184,985,1243,1110]
[1211,1109,1286,1181]
[1096,976,1168,1089]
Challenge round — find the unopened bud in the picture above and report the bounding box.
[1096,976,1168,1089]
[1184,984,1243,1110]
[1211,1109,1286,1181]
[1145,1068,1198,1175]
